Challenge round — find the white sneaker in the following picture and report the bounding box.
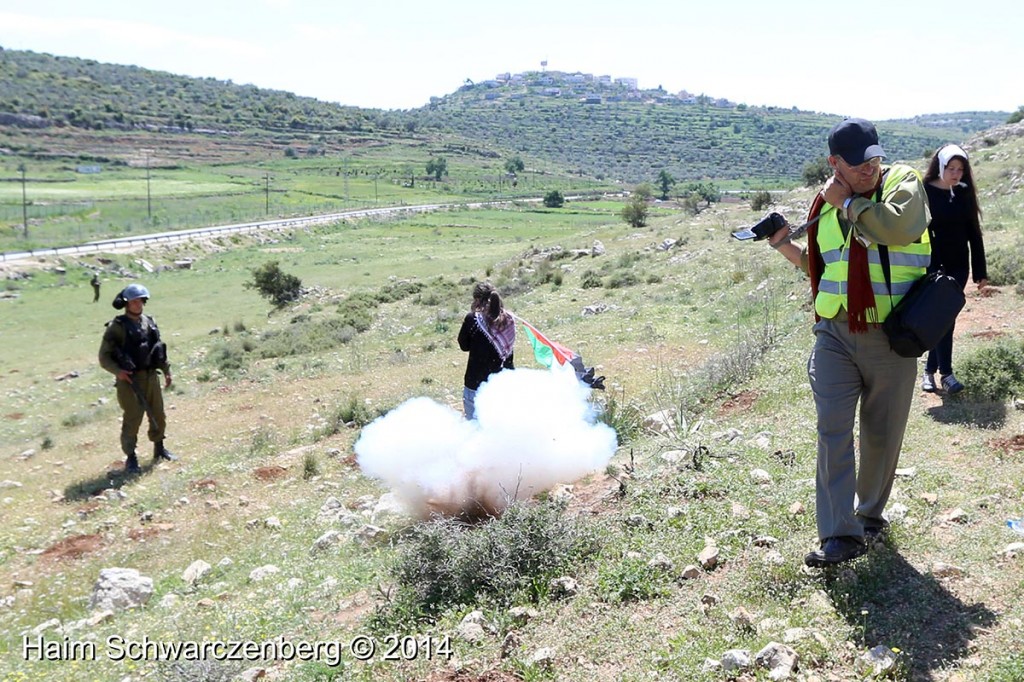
[921,373,937,392]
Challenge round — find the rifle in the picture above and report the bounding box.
[112,347,158,424]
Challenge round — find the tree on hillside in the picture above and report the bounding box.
[505,155,525,175]
[620,185,651,227]
[655,170,676,200]
[245,261,302,308]
[802,157,831,186]
[1008,105,1024,124]
[543,190,565,208]
[685,182,720,207]
[426,157,448,181]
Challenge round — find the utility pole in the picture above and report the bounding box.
[143,150,152,220]
[264,172,270,215]
[374,174,379,205]
[17,163,28,238]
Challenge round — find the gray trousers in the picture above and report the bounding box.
[808,317,917,540]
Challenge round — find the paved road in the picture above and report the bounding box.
[0,198,538,263]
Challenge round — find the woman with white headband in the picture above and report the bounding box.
[919,144,987,395]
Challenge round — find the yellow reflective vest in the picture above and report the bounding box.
[814,166,931,322]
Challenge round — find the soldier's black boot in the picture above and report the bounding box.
[153,441,177,462]
[125,453,141,474]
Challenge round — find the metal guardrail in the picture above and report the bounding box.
[0,202,457,263]
[0,193,604,264]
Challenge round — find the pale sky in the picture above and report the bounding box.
[1,0,1020,120]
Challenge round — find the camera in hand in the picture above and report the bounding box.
[732,212,787,241]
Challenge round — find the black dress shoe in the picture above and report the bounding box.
[804,536,867,568]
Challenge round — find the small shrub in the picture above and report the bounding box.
[956,338,1024,401]
[302,452,320,480]
[597,391,645,444]
[606,272,640,289]
[337,292,379,332]
[595,555,672,603]
[750,190,773,211]
[368,500,600,632]
[985,240,1024,287]
[581,271,603,289]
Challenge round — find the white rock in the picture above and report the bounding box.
[182,560,212,585]
[750,469,773,484]
[248,565,280,582]
[721,649,751,672]
[88,568,153,612]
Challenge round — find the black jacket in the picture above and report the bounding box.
[458,313,514,390]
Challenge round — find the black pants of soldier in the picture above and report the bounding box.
[115,369,166,459]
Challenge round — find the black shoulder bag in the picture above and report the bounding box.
[879,247,965,358]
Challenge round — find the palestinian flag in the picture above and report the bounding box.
[514,315,577,368]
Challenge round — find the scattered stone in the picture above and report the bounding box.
[88,568,153,612]
[894,467,916,478]
[783,627,806,643]
[457,610,490,642]
[762,550,786,566]
[729,606,756,630]
[887,502,909,521]
[18,449,36,460]
[750,469,773,484]
[264,516,282,530]
[527,647,556,669]
[549,576,578,600]
[182,560,212,586]
[507,606,538,625]
[701,658,722,672]
[32,618,62,635]
[0,480,23,489]
[248,565,280,582]
[352,525,387,546]
[858,645,897,676]
[752,536,778,547]
[159,594,181,609]
[755,642,799,680]
[700,593,720,607]
[697,545,719,570]
[720,649,751,672]
[312,530,342,552]
[920,493,938,505]
[371,492,406,525]
[731,502,750,519]
[1001,542,1024,558]
[647,553,674,571]
[665,506,685,519]
[939,508,968,524]
[788,502,805,515]
[680,565,702,580]
[500,631,520,659]
[643,410,674,435]
[88,610,115,626]
[930,562,965,579]
[235,668,266,682]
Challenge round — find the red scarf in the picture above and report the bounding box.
[806,186,880,334]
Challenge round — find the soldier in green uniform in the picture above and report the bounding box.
[98,283,176,474]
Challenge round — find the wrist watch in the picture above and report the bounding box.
[842,196,854,216]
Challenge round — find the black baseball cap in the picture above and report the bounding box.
[828,118,886,165]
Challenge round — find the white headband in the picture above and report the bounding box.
[937,144,968,180]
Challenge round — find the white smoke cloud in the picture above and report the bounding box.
[354,366,618,519]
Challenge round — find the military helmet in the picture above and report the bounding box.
[122,283,151,301]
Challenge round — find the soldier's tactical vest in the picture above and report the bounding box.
[814,165,931,322]
[116,314,161,370]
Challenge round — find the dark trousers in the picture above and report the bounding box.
[924,268,969,376]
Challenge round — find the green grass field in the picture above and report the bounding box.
[1,132,1024,682]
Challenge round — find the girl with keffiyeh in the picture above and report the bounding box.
[457,282,515,420]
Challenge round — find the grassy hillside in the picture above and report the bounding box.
[0,125,1022,681]
[410,78,1008,185]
